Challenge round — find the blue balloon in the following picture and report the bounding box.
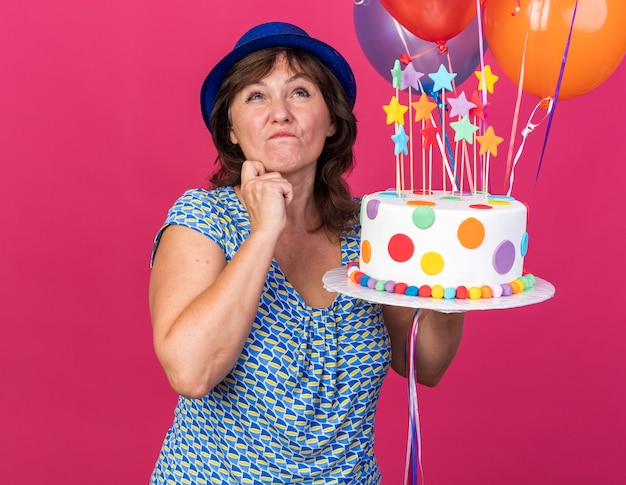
[354,0,487,92]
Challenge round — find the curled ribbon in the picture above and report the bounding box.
[506,97,554,196]
[404,310,423,485]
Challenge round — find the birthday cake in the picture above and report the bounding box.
[344,17,547,300]
[350,189,534,299]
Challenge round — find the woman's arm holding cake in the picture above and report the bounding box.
[383,306,464,386]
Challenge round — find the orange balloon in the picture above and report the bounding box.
[380,0,478,43]
[483,0,626,100]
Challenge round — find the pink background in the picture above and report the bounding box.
[1,1,625,483]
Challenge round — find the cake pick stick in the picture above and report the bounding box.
[424,112,458,193]
[459,141,465,197]
[422,121,427,194]
[473,127,478,197]
[463,140,475,194]
[434,130,458,192]
[408,87,414,192]
[396,85,400,196]
[401,152,406,195]
[396,137,401,195]
[441,90,446,193]
[428,64,458,192]
[428,145,433,195]
[453,131,459,183]
[413,85,437,194]
[484,152,491,200]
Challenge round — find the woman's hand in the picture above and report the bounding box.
[383,306,464,386]
[239,160,293,240]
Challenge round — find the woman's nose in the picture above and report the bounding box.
[269,98,291,123]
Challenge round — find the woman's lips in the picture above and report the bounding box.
[269,131,295,139]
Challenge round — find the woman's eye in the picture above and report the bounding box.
[245,92,264,102]
[293,88,311,98]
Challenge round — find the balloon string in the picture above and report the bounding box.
[506,97,553,196]
[407,45,440,61]
[474,0,488,195]
[534,0,579,187]
[503,0,533,192]
[404,310,423,485]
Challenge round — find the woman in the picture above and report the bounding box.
[149,22,463,484]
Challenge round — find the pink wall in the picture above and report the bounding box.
[1,1,624,483]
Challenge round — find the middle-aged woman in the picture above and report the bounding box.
[149,22,464,484]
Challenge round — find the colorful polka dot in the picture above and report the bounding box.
[366,199,380,219]
[407,200,436,207]
[421,251,444,275]
[412,206,435,229]
[469,204,492,210]
[493,240,516,274]
[361,240,372,264]
[520,232,529,257]
[457,217,485,249]
[488,199,510,206]
[388,234,414,262]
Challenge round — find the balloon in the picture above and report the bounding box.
[483,0,626,100]
[380,0,478,43]
[354,0,487,92]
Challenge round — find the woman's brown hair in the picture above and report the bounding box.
[208,47,359,233]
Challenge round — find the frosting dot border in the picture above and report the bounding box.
[346,261,535,300]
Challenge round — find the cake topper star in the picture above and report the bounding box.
[411,93,437,122]
[390,59,403,90]
[401,63,424,91]
[476,125,504,156]
[420,119,439,148]
[428,64,457,92]
[450,116,479,143]
[468,91,487,120]
[474,65,499,94]
[391,124,410,155]
[448,91,477,118]
[383,95,408,125]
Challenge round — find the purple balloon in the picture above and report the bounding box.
[354,0,487,92]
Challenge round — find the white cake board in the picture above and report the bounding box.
[323,267,555,312]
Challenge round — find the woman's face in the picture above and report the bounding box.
[228,55,336,179]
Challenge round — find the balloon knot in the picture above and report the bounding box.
[400,54,412,65]
[436,42,448,54]
[511,1,521,16]
[539,97,553,110]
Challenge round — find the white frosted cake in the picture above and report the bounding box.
[350,190,535,299]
